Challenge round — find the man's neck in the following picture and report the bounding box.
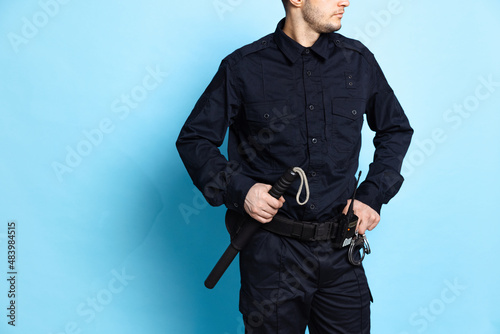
[282,16,320,48]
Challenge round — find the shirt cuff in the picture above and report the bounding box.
[355,181,383,214]
[225,173,256,215]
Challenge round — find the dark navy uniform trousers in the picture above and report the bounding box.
[239,227,371,333]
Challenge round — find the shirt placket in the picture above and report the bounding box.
[302,48,325,220]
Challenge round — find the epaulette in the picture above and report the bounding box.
[224,33,274,66]
[330,33,367,55]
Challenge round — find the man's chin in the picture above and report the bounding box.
[321,23,341,33]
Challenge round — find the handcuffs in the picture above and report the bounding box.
[348,232,371,266]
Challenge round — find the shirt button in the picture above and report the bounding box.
[312,138,318,144]
[335,40,341,45]
[310,204,316,210]
[311,171,317,177]
[352,110,357,115]
[349,82,354,86]
[348,75,353,79]
[234,203,239,208]
[306,70,312,76]
[264,113,270,119]
[261,40,267,45]
[305,48,310,54]
[309,104,315,111]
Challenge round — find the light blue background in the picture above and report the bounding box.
[1,0,499,333]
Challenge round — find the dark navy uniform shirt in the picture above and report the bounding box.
[176,19,413,222]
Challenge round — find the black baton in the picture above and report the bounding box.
[204,167,299,289]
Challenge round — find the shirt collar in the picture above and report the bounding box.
[273,18,330,63]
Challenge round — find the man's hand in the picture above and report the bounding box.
[244,183,285,224]
[343,199,380,235]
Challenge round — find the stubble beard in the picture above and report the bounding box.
[303,2,342,34]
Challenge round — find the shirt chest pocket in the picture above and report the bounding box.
[244,100,299,154]
[331,98,366,153]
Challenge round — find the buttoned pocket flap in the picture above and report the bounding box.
[332,98,366,120]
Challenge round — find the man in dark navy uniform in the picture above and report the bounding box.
[177,0,413,332]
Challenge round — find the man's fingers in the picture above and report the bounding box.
[357,216,380,235]
[250,205,277,223]
[357,220,367,235]
[253,213,274,224]
[265,195,282,209]
[367,221,379,231]
[244,183,286,224]
[342,199,380,234]
[256,194,283,212]
[254,199,284,224]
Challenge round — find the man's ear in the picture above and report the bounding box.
[288,0,305,10]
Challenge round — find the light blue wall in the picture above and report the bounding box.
[0,0,499,333]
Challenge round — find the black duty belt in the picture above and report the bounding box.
[261,214,341,242]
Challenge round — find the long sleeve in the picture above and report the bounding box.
[176,60,255,214]
[355,54,414,213]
